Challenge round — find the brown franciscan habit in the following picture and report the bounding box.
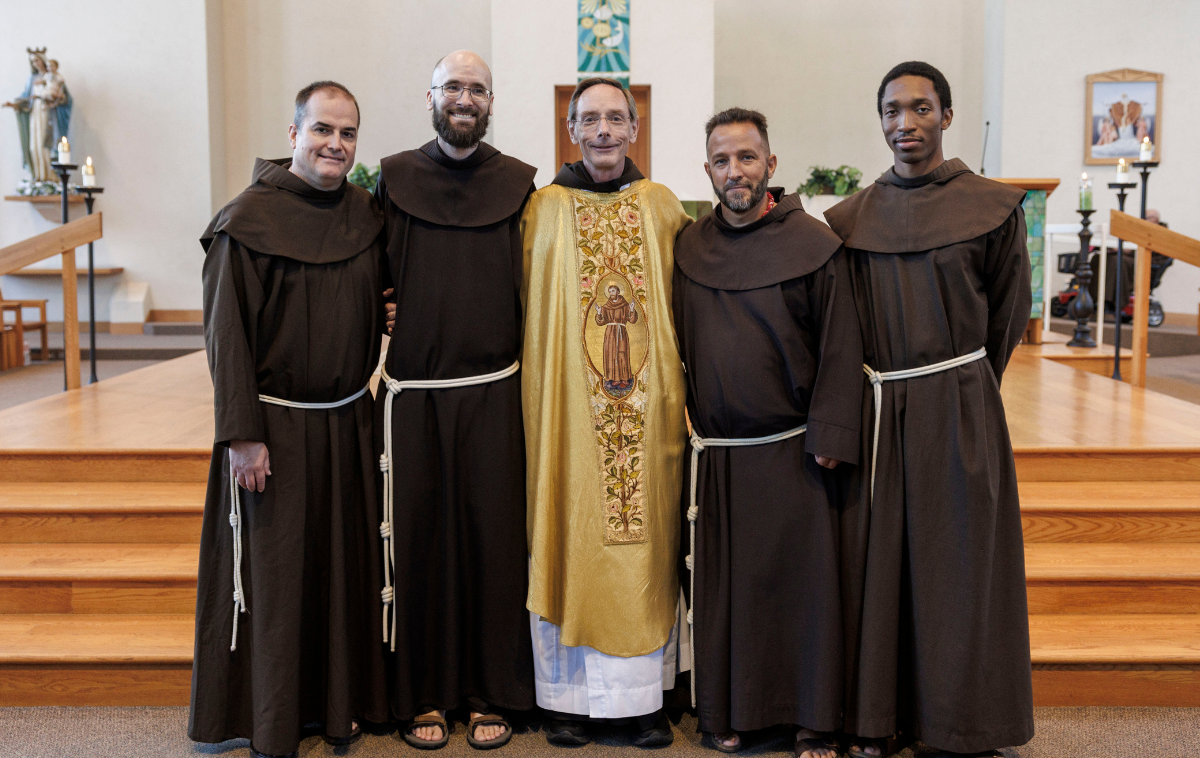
[374,140,538,719]
[190,158,388,756]
[672,189,863,734]
[824,158,1035,753]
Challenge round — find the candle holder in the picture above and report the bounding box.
[1107,182,1138,380]
[1133,161,1158,219]
[73,185,105,384]
[49,162,78,391]
[1067,208,1097,348]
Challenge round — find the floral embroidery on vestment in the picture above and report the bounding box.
[573,191,651,545]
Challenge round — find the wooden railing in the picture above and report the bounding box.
[0,213,103,389]
[1109,210,1200,387]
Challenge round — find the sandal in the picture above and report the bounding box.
[710,731,742,753]
[466,711,513,750]
[847,737,887,758]
[796,730,841,758]
[404,710,450,750]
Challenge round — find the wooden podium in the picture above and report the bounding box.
[994,178,1060,344]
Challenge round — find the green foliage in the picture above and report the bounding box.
[797,165,863,198]
[347,163,380,193]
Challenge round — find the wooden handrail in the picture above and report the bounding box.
[0,213,103,390]
[0,213,102,276]
[1110,210,1200,387]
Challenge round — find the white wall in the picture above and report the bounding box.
[217,0,493,204]
[0,0,215,321]
[491,0,715,199]
[714,0,986,199]
[997,0,1200,315]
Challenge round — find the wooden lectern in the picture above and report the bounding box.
[994,178,1060,344]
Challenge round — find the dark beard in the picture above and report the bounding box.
[432,104,490,149]
[714,172,769,213]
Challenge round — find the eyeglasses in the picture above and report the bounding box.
[431,83,493,102]
[570,114,631,131]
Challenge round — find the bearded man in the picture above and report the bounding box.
[825,61,1034,758]
[521,76,692,748]
[373,50,537,750]
[673,107,862,758]
[189,81,388,758]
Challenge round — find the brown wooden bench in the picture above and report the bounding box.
[0,284,48,363]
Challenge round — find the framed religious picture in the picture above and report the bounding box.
[1084,68,1163,165]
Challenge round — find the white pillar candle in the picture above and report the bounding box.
[81,156,96,187]
[57,137,71,164]
[1115,158,1130,183]
[1139,137,1154,161]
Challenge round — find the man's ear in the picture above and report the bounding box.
[288,123,298,149]
[628,118,639,144]
[766,153,778,179]
[703,161,712,181]
[426,90,434,112]
[568,121,580,146]
[941,107,954,130]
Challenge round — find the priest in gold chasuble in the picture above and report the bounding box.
[521,78,691,746]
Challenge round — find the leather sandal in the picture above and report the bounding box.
[322,720,361,746]
[847,737,887,758]
[796,730,842,758]
[404,710,450,750]
[710,730,742,753]
[466,711,513,750]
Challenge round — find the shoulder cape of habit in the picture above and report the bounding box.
[675,189,843,291]
[379,140,537,227]
[200,158,382,265]
[551,158,645,193]
[823,158,1026,253]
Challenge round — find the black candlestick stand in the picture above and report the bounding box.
[1133,161,1158,219]
[49,162,77,390]
[1107,182,1137,380]
[1067,208,1097,347]
[73,185,105,384]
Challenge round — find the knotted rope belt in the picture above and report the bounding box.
[684,423,808,707]
[862,347,988,509]
[377,359,521,650]
[227,384,372,652]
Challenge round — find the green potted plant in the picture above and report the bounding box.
[347,163,380,193]
[797,165,862,198]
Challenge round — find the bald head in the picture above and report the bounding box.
[432,50,492,91]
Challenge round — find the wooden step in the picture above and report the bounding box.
[1025,543,1200,614]
[1015,449,1200,482]
[0,450,210,483]
[1021,481,1200,542]
[0,614,192,705]
[0,482,205,543]
[1029,613,1200,706]
[0,544,198,614]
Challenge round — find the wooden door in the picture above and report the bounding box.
[555,84,650,179]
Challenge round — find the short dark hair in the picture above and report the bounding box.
[294,80,360,128]
[877,61,952,116]
[568,77,638,123]
[705,107,769,151]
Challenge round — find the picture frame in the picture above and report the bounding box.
[1084,68,1163,165]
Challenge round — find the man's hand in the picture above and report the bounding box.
[814,456,841,470]
[383,288,396,335]
[230,440,271,492]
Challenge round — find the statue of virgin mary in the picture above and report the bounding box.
[3,49,74,184]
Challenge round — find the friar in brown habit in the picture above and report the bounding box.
[189,82,388,758]
[373,50,536,750]
[823,62,1034,758]
[673,108,862,758]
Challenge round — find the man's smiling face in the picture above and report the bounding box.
[289,89,359,190]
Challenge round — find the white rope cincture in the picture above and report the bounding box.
[862,347,988,509]
[227,383,371,652]
[378,359,521,651]
[685,423,807,708]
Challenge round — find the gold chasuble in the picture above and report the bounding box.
[522,172,691,658]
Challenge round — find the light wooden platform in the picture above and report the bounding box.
[1,349,1200,706]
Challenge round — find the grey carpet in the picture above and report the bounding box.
[0,707,1195,757]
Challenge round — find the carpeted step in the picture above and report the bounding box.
[1020,480,1200,542]
[0,482,205,543]
[0,544,198,614]
[1025,543,1200,614]
[0,614,193,706]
